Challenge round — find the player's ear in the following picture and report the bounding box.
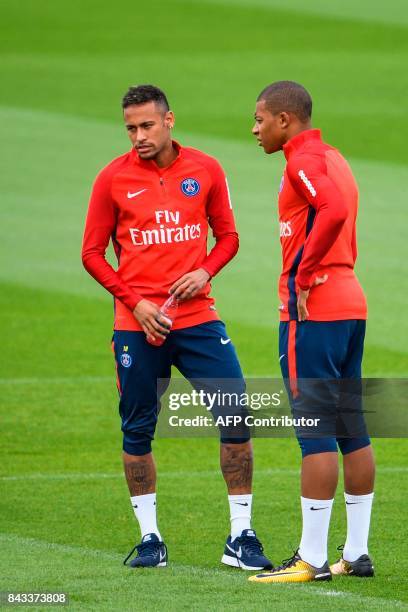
[279,111,290,129]
[164,110,175,130]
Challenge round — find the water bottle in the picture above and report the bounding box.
[147,295,179,346]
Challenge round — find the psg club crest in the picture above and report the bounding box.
[181,178,200,197]
[120,353,132,368]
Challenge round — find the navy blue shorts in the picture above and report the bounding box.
[112,321,248,455]
[279,320,371,457]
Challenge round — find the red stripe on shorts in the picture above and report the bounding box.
[111,341,122,395]
[288,320,298,398]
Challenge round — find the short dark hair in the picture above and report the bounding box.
[122,84,170,112]
[257,81,312,122]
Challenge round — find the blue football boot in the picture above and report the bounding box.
[221,529,273,570]
[123,533,168,568]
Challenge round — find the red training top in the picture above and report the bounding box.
[278,129,367,321]
[82,141,238,331]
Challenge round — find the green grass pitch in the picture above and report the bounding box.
[1,0,407,609]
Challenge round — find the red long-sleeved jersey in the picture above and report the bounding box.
[82,141,238,331]
[278,129,367,321]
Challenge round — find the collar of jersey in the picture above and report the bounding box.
[131,139,182,171]
[282,129,322,160]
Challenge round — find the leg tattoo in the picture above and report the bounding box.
[220,441,253,494]
[123,452,156,496]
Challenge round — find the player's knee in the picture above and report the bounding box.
[123,432,153,456]
[298,437,338,457]
[120,401,157,456]
[220,435,251,445]
[337,436,371,455]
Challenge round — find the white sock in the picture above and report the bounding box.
[343,492,374,562]
[130,493,161,540]
[228,494,252,540]
[298,497,334,568]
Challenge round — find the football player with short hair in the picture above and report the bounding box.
[82,84,272,571]
[249,81,375,584]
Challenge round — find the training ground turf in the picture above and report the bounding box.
[1,1,408,610]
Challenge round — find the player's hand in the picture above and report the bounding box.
[297,274,328,322]
[133,299,171,341]
[169,268,210,301]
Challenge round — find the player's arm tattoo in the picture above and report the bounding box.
[220,443,253,492]
[124,459,155,496]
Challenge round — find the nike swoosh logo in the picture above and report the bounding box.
[226,543,242,558]
[132,504,138,508]
[127,188,147,199]
[279,354,286,362]
[220,338,231,345]
[346,501,363,505]
[234,502,249,506]
[310,506,329,511]
[159,550,166,562]
[265,570,309,578]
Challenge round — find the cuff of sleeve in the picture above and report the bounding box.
[295,273,312,291]
[200,264,214,279]
[123,292,143,312]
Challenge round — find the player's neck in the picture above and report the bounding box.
[284,122,312,146]
[154,140,179,168]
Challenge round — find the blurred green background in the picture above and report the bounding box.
[1,1,407,609]
[1,0,407,376]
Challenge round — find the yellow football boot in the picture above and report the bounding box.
[248,551,331,583]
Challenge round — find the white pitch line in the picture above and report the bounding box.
[0,375,269,385]
[0,533,406,608]
[1,466,406,482]
[0,472,123,482]
[0,375,263,385]
[0,468,299,482]
[0,376,112,385]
